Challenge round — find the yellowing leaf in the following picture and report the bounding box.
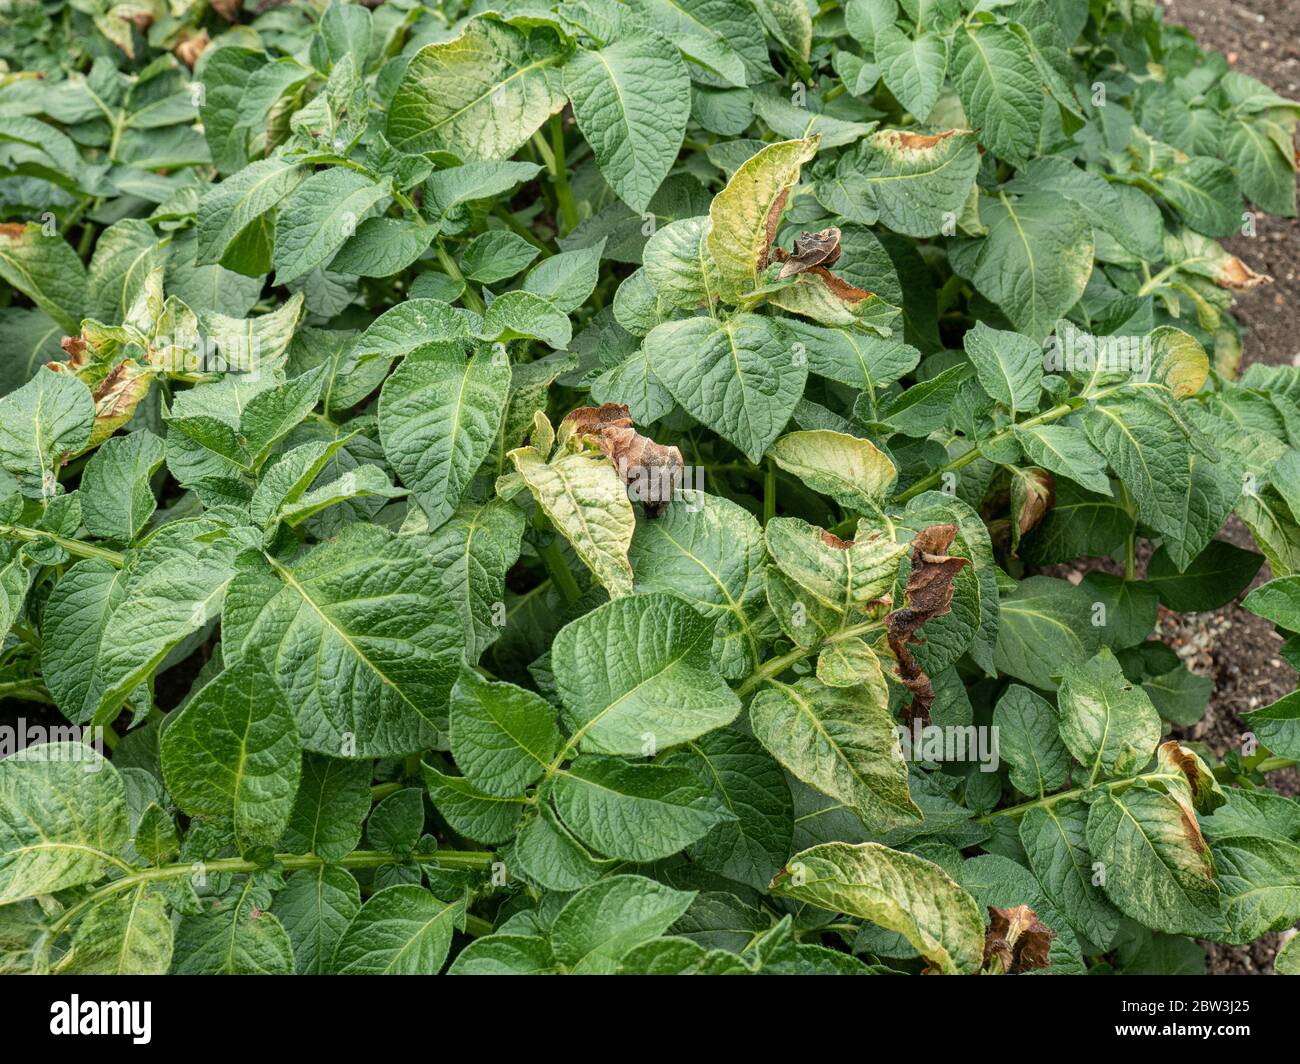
[707,136,819,302]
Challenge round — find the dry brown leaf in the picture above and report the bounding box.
[983,905,1055,974]
[775,227,842,278]
[1214,254,1272,290]
[561,404,684,517]
[175,31,210,69]
[886,524,970,727]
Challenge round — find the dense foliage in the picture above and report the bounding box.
[1,0,1299,976]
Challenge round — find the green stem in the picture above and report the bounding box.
[434,241,485,314]
[735,618,885,699]
[48,848,496,939]
[1253,756,1297,774]
[0,680,54,704]
[549,115,579,233]
[893,401,1078,506]
[0,525,125,567]
[536,534,581,605]
[370,781,403,801]
[1137,263,1178,297]
[976,768,1186,824]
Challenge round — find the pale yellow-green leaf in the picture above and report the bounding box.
[768,430,897,513]
[707,137,819,302]
[1144,326,1209,399]
[771,841,986,974]
[510,446,634,597]
[764,515,907,613]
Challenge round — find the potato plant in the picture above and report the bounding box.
[1,0,1299,976]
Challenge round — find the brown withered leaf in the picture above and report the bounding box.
[563,403,633,435]
[878,129,962,151]
[1214,253,1271,290]
[983,905,1054,974]
[775,227,842,278]
[886,524,970,727]
[561,404,684,517]
[213,0,243,19]
[759,187,791,274]
[174,30,210,69]
[1010,468,1055,555]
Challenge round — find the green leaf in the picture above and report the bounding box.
[379,342,510,529]
[333,884,465,974]
[993,575,1101,690]
[329,217,436,278]
[0,743,127,903]
[195,157,304,276]
[57,886,173,975]
[385,18,566,159]
[565,34,691,213]
[750,0,812,62]
[40,560,128,724]
[950,23,1041,166]
[367,788,424,854]
[552,591,740,756]
[645,313,807,463]
[0,366,93,499]
[549,874,696,974]
[512,808,615,892]
[0,222,86,332]
[273,865,361,975]
[750,676,921,832]
[771,841,985,974]
[423,766,526,843]
[1086,789,1224,937]
[448,934,559,974]
[160,655,302,855]
[172,881,295,975]
[664,728,794,891]
[222,523,463,757]
[1057,647,1161,782]
[79,430,165,544]
[992,684,1070,797]
[1241,694,1300,761]
[280,754,373,862]
[1013,424,1112,496]
[478,291,572,349]
[630,489,766,678]
[460,231,539,284]
[1083,399,1192,543]
[272,168,391,286]
[551,755,733,862]
[876,28,948,123]
[450,666,560,797]
[963,192,1094,342]
[962,320,1043,416]
[626,0,759,87]
[1020,801,1123,949]
[1149,540,1264,612]
[424,498,525,662]
[522,242,606,313]
[1080,572,1159,650]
